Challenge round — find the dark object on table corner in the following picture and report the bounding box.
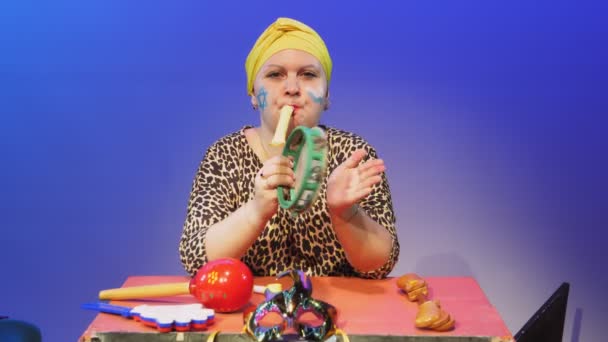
[514,282,569,342]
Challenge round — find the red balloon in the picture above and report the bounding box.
[189,258,254,312]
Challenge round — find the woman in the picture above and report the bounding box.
[180,17,399,278]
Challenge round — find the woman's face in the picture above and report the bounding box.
[251,49,328,133]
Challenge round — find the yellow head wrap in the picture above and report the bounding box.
[245,17,333,95]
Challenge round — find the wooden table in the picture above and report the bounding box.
[80,276,514,341]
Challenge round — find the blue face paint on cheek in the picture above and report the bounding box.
[257,87,268,110]
[307,90,324,105]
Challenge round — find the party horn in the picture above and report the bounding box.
[270,105,294,146]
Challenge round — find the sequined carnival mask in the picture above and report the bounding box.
[244,270,337,341]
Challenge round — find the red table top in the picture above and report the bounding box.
[80,276,513,340]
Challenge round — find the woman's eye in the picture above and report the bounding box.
[267,72,282,78]
[302,71,317,78]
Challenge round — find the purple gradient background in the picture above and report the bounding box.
[1,1,606,341]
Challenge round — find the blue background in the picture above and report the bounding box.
[1,1,606,341]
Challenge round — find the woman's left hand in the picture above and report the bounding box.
[326,149,385,217]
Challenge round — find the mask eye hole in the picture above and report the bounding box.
[257,311,285,328]
[295,310,325,328]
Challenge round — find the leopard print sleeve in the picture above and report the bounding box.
[179,135,240,276]
[355,145,400,278]
[326,127,400,279]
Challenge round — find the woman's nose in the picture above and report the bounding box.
[284,75,300,96]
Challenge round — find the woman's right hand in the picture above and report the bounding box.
[252,155,295,221]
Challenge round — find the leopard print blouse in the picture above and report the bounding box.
[179,125,399,278]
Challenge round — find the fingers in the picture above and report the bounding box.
[263,155,293,170]
[259,156,293,177]
[351,175,382,199]
[260,165,294,180]
[343,149,386,175]
[258,156,295,190]
[328,151,386,204]
[263,175,295,189]
[360,175,382,189]
[358,159,385,177]
[352,157,385,187]
[342,149,367,169]
[347,159,384,202]
[352,187,374,200]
